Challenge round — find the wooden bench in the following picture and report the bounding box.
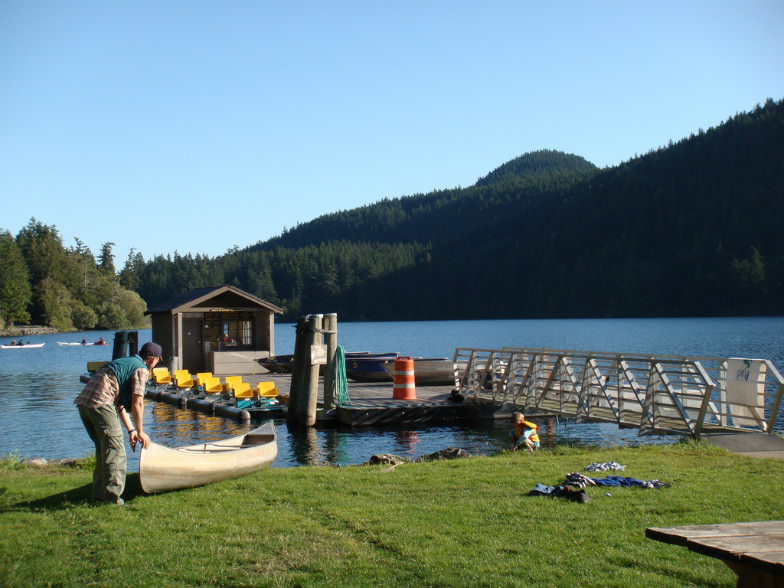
[646,521,784,587]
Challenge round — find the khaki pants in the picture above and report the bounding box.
[520,438,539,452]
[78,404,126,502]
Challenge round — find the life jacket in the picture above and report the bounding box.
[106,354,146,411]
[516,420,540,444]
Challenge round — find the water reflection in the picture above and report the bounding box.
[287,427,326,465]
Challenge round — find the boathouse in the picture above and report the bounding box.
[146,285,284,375]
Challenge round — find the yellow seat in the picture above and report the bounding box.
[174,370,195,389]
[202,375,223,393]
[195,372,213,387]
[223,376,243,394]
[152,367,172,385]
[233,381,253,398]
[256,381,278,397]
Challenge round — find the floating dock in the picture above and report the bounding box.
[144,373,488,426]
[118,342,784,437]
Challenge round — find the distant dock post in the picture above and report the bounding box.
[323,313,338,410]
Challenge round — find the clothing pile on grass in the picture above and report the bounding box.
[528,462,670,503]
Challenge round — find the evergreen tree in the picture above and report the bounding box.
[98,242,116,275]
[0,230,32,325]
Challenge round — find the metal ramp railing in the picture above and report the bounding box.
[452,346,784,436]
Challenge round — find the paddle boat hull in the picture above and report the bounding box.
[139,422,277,493]
[1,343,45,349]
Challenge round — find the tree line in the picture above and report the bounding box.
[3,99,783,328]
[0,219,146,331]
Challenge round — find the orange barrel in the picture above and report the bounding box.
[392,357,416,400]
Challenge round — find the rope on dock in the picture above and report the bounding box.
[335,345,350,406]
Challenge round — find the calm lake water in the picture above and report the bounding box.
[2,317,783,470]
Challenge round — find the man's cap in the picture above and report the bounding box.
[140,342,163,358]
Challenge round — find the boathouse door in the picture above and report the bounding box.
[182,317,204,372]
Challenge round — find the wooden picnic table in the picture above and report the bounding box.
[646,521,784,587]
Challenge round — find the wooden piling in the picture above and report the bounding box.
[288,315,309,425]
[323,313,338,410]
[303,314,323,426]
[288,314,324,427]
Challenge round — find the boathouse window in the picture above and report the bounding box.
[224,316,252,347]
[204,312,254,350]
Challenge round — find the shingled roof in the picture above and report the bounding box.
[145,285,284,315]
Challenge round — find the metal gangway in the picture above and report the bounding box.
[453,347,784,436]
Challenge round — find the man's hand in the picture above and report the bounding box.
[138,431,151,450]
[129,430,151,452]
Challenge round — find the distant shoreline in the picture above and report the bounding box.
[0,326,58,337]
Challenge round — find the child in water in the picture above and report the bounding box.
[510,411,540,452]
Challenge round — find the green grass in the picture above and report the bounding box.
[1,442,782,587]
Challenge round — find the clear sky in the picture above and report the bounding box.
[2,1,783,264]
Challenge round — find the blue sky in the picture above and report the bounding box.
[2,1,783,264]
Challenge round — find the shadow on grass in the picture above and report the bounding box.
[1,473,146,512]
[610,554,727,587]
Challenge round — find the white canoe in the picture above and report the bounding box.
[57,341,107,346]
[139,422,277,493]
[0,343,45,349]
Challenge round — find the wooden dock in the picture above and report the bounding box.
[146,373,499,427]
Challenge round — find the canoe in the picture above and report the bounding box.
[0,343,45,349]
[139,421,277,493]
[57,341,107,346]
[382,358,457,386]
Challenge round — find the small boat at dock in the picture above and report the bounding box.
[139,421,277,493]
[260,351,394,375]
[344,353,401,382]
[382,358,457,386]
[257,354,296,373]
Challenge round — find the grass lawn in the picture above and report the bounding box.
[1,441,782,587]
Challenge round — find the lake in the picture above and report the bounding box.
[2,317,783,469]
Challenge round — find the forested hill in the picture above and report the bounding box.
[253,150,598,250]
[133,98,784,320]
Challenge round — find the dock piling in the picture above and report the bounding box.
[288,314,323,427]
[323,313,338,410]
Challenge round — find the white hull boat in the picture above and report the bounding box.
[139,422,277,493]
